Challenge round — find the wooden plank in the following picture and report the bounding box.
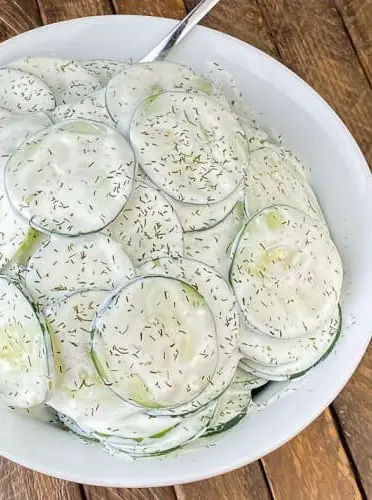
[0,0,41,43]
[262,410,362,500]
[184,0,278,58]
[37,0,113,24]
[174,463,271,500]
[113,0,186,18]
[257,0,372,165]
[84,485,176,500]
[0,457,82,500]
[334,0,372,87]
[333,348,372,498]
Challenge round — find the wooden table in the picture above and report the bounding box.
[0,1,371,498]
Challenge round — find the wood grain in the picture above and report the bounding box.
[184,0,278,59]
[333,348,372,498]
[262,410,362,500]
[113,0,186,18]
[174,462,271,500]
[0,457,82,500]
[334,0,372,86]
[0,1,370,499]
[0,0,41,42]
[84,485,176,500]
[257,0,372,166]
[36,0,113,23]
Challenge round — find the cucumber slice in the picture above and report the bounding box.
[9,57,101,105]
[0,68,55,113]
[238,358,289,382]
[240,307,341,379]
[239,305,340,366]
[57,412,99,441]
[51,89,113,126]
[184,201,245,279]
[165,181,244,232]
[130,91,247,204]
[138,257,240,416]
[26,233,135,307]
[0,276,54,407]
[81,60,129,86]
[100,400,217,457]
[91,276,218,409]
[230,205,343,339]
[5,120,135,236]
[0,110,52,171]
[106,61,227,135]
[245,145,325,221]
[44,289,138,428]
[205,62,280,150]
[104,183,183,266]
[0,186,30,270]
[204,368,267,437]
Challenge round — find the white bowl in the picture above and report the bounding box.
[0,15,371,487]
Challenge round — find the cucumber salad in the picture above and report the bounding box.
[0,57,343,458]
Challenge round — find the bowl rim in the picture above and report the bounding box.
[0,14,371,487]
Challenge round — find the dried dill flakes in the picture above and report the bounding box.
[0,67,55,113]
[92,276,217,409]
[245,144,325,222]
[138,257,240,416]
[165,180,244,232]
[81,59,129,86]
[0,276,53,408]
[184,200,245,279]
[204,368,267,436]
[105,182,183,266]
[231,205,343,340]
[5,120,135,236]
[131,91,247,204]
[44,289,137,432]
[26,233,135,307]
[9,57,101,105]
[239,307,341,379]
[101,401,217,458]
[0,109,52,171]
[239,305,341,369]
[52,88,113,126]
[106,61,226,136]
[0,56,344,454]
[0,188,30,270]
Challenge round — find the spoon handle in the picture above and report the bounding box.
[139,0,221,63]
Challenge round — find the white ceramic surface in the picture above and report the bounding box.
[0,15,371,487]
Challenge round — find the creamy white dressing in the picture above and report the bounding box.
[9,57,101,105]
[0,110,52,171]
[184,201,245,279]
[245,145,324,221]
[0,58,344,458]
[92,276,218,409]
[130,91,247,204]
[0,68,55,113]
[0,277,53,407]
[231,205,342,339]
[106,61,228,135]
[105,182,183,266]
[138,257,241,416]
[5,120,135,235]
[52,88,114,126]
[26,233,135,307]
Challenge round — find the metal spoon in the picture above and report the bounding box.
[140,0,221,63]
